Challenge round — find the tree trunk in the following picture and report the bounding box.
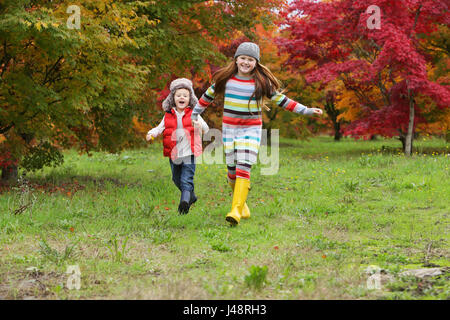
[405,92,415,156]
[334,121,341,141]
[1,164,18,184]
[399,133,406,151]
[324,99,342,142]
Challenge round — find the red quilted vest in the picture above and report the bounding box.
[162,107,202,159]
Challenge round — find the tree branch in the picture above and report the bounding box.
[42,56,64,86]
[0,123,14,134]
[409,4,423,40]
[376,73,391,106]
[0,40,12,79]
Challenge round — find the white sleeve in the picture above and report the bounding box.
[148,116,165,137]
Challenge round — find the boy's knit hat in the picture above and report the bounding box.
[234,42,260,62]
[162,78,198,112]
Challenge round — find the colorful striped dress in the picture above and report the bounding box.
[191,74,315,167]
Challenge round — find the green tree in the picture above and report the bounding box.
[0,0,282,182]
[0,0,154,181]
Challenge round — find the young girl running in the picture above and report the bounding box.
[147,78,209,214]
[191,42,322,225]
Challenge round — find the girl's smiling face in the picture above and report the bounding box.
[236,55,257,76]
[174,88,190,111]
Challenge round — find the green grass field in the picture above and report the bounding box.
[0,136,449,300]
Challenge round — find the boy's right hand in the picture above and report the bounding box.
[146,133,155,141]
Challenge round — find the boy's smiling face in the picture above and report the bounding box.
[174,88,190,111]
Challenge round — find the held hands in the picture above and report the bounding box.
[192,120,202,135]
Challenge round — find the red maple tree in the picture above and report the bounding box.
[278,0,450,154]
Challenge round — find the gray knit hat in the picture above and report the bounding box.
[234,42,260,62]
[162,78,198,112]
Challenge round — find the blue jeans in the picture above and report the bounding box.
[169,155,195,192]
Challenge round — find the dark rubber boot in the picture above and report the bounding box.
[189,191,197,206]
[178,190,191,215]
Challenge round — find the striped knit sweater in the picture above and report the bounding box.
[191,74,314,125]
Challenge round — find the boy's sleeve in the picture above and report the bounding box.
[197,115,209,134]
[270,91,315,115]
[191,84,215,120]
[148,116,165,137]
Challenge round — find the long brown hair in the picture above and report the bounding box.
[212,59,282,112]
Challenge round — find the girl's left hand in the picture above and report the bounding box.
[312,108,323,115]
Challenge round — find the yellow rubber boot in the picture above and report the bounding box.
[228,179,251,219]
[226,178,250,226]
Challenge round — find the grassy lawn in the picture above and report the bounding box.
[0,136,449,300]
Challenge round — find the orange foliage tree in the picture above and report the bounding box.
[134,0,288,139]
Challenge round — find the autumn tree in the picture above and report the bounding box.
[116,0,288,141]
[279,0,450,155]
[0,0,286,183]
[146,1,289,134]
[0,0,157,182]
